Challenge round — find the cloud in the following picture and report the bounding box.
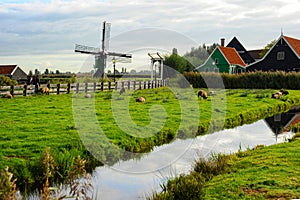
[1,0,300,72]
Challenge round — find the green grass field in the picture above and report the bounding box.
[202,136,300,199]
[1,88,300,192]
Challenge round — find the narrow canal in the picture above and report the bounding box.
[91,108,299,199]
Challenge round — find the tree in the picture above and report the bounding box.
[259,40,276,58]
[55,70,60,74]
[164,54,187,73]
[34,69,40,75]
[130,69,137,74]
[183,43,218,67]
[28,70,33,76]
[44,68,49,75]
[172,48,178,55]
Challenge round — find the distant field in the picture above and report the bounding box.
[0,88,300,191]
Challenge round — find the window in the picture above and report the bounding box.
[214,68,219,73]
[274,114,281,122]
[205,68,209,72]
[215,58,219,64]
[277,51,285,60]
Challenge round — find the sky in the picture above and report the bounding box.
[1,0,300,73]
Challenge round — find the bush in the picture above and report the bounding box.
[0,76,17,86]
[184,71,300,89]
[152,172,205,200]
[193,153,230,181]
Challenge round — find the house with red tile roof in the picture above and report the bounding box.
[195,44,247,74]
[247,34,300,72]
[226,37,256,64]
[0,65,27,82]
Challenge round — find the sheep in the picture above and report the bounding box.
[120,87,126,95]
[40,87,50,95]
[136,97,145,102]
[1,93,13,99]
[279,89,289,95]
[84,93,92,98]
[209,91,215,96]
[272,91,282,99]
[197,90,208,99]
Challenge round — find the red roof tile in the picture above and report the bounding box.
[219,46,246,67]
[0,65,17,75]
[284,36,300,57]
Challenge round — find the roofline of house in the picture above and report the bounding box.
[195,46,220,71]
[11,65,19,75]
[283,36,300,59]
[219,46,246,67]
[247,34,300,68]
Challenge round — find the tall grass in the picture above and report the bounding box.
[184,71,300,89]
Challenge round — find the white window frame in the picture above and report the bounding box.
[277,51,285,60]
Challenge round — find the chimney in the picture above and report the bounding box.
[221,38,225,47]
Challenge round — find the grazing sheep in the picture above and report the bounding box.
[209,91,215,96]
[197,90,208,99]
[120,87,126,95]
[1,93,13,99]
[272,91,282,99]
[279,89,289,95]
[136,97,145,102]
[84,93,92,98]
[40,87,50,95]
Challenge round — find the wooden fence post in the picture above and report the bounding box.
[133,81,136,90]
[151,81,154,88]
[139,81,141,90]
[127,81,130,90]
[76,83,79,93]
[108,82,111,90]
[144,81,146,89]
[115,82,118,90]
[57,84,60,94]
[121,82,124,90]
[85,82,88,93]
[101,81,104,91]
[67,83,70,94]
[23,85,27,96]
[35,84,39,94]
[93,82,96,92]
[10,85,14,96]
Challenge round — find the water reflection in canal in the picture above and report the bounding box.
[92,109,299,199]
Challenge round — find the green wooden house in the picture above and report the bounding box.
[195,46,246,74]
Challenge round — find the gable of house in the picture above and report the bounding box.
[195,47,229,72]
[247,35,300,72]
[0,65,27,82]
[195,46,246,73]
[226,37,255,64]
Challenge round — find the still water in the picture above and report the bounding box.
[92,117,295,199]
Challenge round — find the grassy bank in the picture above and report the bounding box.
[0,88,300,192]
[152,132,300,199]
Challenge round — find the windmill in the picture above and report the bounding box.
[75,21,132,77]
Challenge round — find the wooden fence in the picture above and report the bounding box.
[0,80,166,97]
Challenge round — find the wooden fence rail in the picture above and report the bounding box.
[0,80,167,97]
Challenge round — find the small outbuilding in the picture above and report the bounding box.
[0,65,27,83]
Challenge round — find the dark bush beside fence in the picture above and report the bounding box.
[184,71,300,89]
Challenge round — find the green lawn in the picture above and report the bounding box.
[203,136,300,199]
[0,88,300,191]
